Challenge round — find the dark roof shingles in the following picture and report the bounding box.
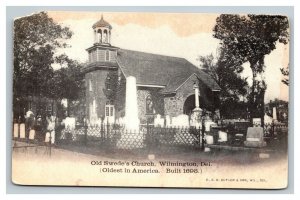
[116,49,220,93]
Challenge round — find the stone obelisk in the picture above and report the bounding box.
[124,76,139,130]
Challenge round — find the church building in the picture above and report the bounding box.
[81,16,221,126]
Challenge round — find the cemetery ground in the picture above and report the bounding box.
[11,141,288,187]
[12,137,287,166]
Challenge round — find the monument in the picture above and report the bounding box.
[191,82,202,128]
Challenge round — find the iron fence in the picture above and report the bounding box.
[57,124,202,150]
[12,121,288,154]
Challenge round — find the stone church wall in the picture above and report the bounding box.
[163,74,215,118]
[137,88,165,124]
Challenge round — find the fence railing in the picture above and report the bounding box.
[12,122,288,152]
[57,124,203,150]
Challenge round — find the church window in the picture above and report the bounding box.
[110,107,114,116]
[89,79,93,92]
[105,50,110,61]
[146,95,154,114]
[105,106,109,117]
[105,102,115,118]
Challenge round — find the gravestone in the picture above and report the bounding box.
[154,114,164,127]
[171,114,189,127]
[29,129,35,140]
[244,127,266,148]
[218,130,227,142]
[273,107,277,121]
[13,123,19,138]
[264,113,273,124]
[165,115,171,127]
[117,76,142,149]
[65,117,76,130]
[205,135,214,144]
[19,123,26,139]
[45,132,50,143]
[124,76,139,130]
[253,118,261,127]
[204,120,217,132]
[45,131,55,144]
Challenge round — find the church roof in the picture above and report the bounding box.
[92,16,112,29]
[116,49,221,93]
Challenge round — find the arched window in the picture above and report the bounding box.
[146,95,153,114]
[89,79,93,92]
[105,50,110,61]
[103,29,108,43]
[97,29,102,43]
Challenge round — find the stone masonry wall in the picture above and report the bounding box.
[137,88,165,124]
[163,74,216,118]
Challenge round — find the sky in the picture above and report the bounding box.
[48,11,289,103]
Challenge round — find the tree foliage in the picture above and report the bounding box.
[14,12,73,99]
[52,54,84,101]
[213,14,289,122]
[198,48,248,118]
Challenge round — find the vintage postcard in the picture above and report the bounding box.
[11,11,289,189]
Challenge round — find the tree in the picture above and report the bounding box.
[51,54,84,117]
[13,11,73,119]
[14,12,73,99]
[198,48,249,118]
[213,14,289,124]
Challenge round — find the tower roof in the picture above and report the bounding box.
[92,15,112,29]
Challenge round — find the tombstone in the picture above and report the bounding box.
[154,114,164,127]
[45,131,55,144]
[65,117,76,130]
[45,132,51,143]
[116,117,125,126]
[117,76,141,149]
[50,131,55,144]
[19,123,26,139]
[205,135,214,144]
[29,129,35,140]
[96,118,102,127]
[273,107,277,121]
[218,130,227,142]
[252,118,261,127]
[124,76,139,131]
[171,114,189,127]
[13,123,19,138]
[204,120,217,132]
[244,127,266,148]
[264,113,273,124]
[165,115,171,127]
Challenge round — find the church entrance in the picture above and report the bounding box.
[183,95,199,116]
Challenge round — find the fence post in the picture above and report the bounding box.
[84,125,88,146]
[106,118,109,140]
[271,122,275,138]
[201,119,205,151]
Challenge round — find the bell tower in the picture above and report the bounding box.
[82,15,120,125]
[86,15,118,64]
[93,15,112,45]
